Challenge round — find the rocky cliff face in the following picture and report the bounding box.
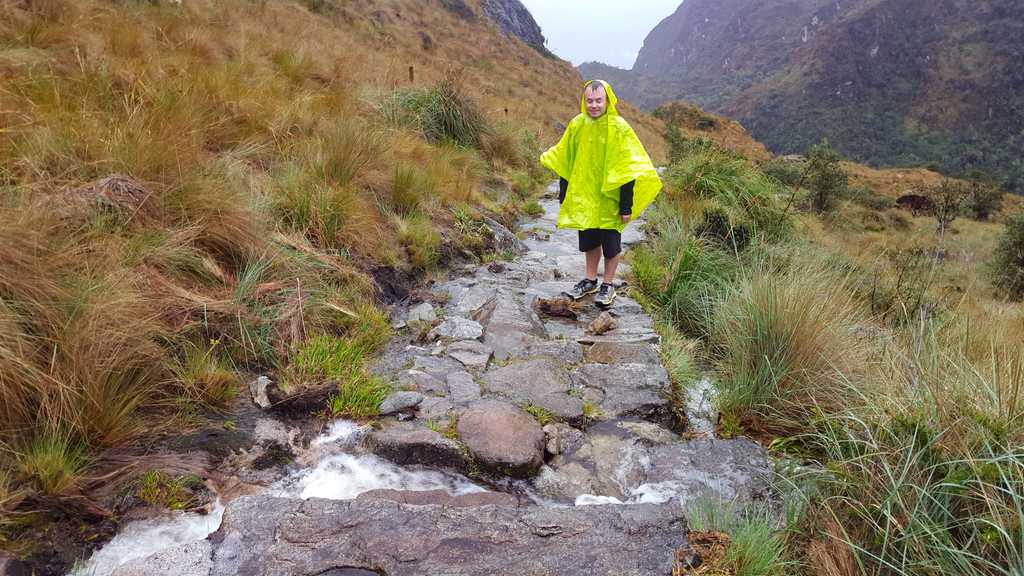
[581,0,1024,193]
[480,0,545,48]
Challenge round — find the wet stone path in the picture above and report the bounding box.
[114,183,773,576]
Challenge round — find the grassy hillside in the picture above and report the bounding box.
[0,0,670,566]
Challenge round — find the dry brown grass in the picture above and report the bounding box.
[1,0,637,529]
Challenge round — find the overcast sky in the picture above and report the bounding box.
[518,0,682,69]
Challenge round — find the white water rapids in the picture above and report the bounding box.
[69,420,485,576]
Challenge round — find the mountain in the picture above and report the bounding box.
[581,0,1024,193]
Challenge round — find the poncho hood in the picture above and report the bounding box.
[581,79,620,117]
[540,80,661,232]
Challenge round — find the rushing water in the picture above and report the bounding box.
[69,420,487,576]
[69,501,225,576]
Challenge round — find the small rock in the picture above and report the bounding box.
[487,262,506,273]
[0,552,30,576]
[446,371,481,405]
[379,391,424,415]
[397,369,447,396]
[543,422,584,457]
[416,396,455,421]
[482,216,527,255]
[457,400,545,478]
[428,317,484,341]
[248,375,272,409]
[588,312,618,335]
[446,340,494,371]
[406,302,437,325]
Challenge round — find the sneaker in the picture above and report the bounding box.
[563,278,599,301]
[594,282,616,308]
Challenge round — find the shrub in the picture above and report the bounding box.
[380,75,490,149]
[964,171,1004,221]
[804,140,848,213]
[923,179,968,240]
[760,157,804,188]
[17,432,87,496]
[669,149,789,242]
[171,340,238,411]
[687,497,787,576]
[991,214,1024,300]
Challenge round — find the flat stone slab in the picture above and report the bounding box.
[379,391,424,415]
[573,363,671,423]
[365,422,467,470]
[585,342,662,365]
[397,369,447,396]
[428,317,484,342]
[482,358,584,424]
[446,340,493,371]
[446,371,481,405]
[210,495,687,576]
[457,400,544,478]
[356,489,519,508]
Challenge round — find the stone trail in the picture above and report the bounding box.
[119,183,772,576]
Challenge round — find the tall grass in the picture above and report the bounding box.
[687,496,789,576]
[711,265,870,433]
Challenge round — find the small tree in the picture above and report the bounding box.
[805,140,848,213]
[964,170,1004,221]
[991,214,1024,300]
[923,179,967,242]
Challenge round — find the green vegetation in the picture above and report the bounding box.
[631,136,1024,574]
[523,403,558,427]
[687,497,788,576]
[137,470,203,511]
[991,215,1024,301]
[804,140,848,214]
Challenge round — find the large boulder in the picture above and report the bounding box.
[210,495,688,576]
[365,422,467,470]
[456,400,544,478]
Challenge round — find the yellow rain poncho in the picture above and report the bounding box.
[540,80,661,232]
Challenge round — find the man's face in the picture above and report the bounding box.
[584,85,608,118]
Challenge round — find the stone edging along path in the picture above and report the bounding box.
[121,183,774,576]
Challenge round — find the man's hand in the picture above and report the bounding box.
[621,213,632,224]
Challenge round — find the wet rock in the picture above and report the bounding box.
[446,340,493,371]
[574,363,671,424]
[211,495,687,576]
[585,341,662,365]
[543,422,585,457]
[356,489,519,507]
[406,302,437,326]
[535,419,771,507]
[397,369,447,396]
[428,317,484,342]
[446,371,481,405]
[379,391,424,415]
[0,552,30,576]
[248,375,272,410]
[457,400,544,478]
[482,358,584,423]
[111,540,212,576]
[365,422,468,469]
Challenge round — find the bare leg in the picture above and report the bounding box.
[585,247,601,280]
[602,253,621,284]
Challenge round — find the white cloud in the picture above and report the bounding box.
[518,0,681,69]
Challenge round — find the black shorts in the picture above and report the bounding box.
[578,229,622,259]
